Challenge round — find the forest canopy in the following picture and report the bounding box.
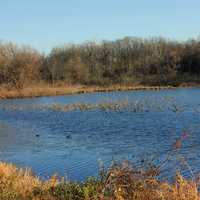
[1,37,200,89]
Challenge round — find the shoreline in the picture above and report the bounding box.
[0,84,197,99]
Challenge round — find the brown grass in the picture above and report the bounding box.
[0,161,200,200]
[0,162,58,200]
[0,83,179,99]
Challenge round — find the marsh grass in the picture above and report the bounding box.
[0,96,187,113]
[0,161,199,200]
[0,134,200,200]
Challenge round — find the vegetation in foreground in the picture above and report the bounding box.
[0,133,199,200]
[1,36,200,98]
[0,160,199,200]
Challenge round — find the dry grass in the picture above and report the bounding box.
[102,161,200,200]
[0,83,177,99]
[0,162,58,200]
[0,161,200,200]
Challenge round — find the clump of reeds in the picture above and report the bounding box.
[0,97,187,113]
[100,161,200,200]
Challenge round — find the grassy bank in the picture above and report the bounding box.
[0,83,191,99]
[0,161,199,200]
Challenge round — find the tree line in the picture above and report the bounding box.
[0,37,200,89]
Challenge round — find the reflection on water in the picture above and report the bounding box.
[0,88,200,181]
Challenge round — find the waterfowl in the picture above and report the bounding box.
[66,135,72,139]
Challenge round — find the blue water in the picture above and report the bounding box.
[0,88,200,181]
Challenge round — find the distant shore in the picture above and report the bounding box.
[0,83,198,99]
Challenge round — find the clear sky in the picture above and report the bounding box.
[0,0,200,52]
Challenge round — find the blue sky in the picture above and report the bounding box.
[0,0,199,52]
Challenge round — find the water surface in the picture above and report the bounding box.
[0,88,200,181]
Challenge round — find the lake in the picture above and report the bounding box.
[0,88,200,181]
